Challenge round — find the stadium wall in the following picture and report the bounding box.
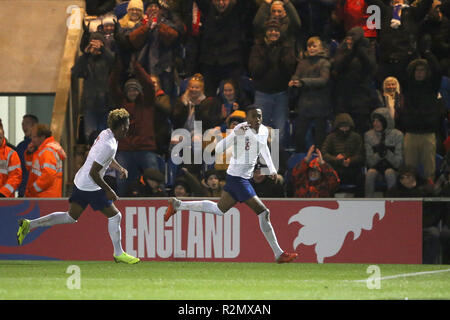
[0,0,85,94]
[0,199,422,264]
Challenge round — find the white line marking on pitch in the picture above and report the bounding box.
[353,268,450,283]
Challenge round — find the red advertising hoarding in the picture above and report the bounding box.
[0,199,422,264]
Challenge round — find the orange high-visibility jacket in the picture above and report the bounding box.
[25,136,66,198]
[0,138,22,197]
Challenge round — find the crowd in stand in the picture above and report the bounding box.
[71,0,450,200]
[2,0,450,262]
[81,0,450,263]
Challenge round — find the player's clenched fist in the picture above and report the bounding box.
[233,122,249,136]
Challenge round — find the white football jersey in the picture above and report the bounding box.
[74,129,118,191]
[215,122,277,179]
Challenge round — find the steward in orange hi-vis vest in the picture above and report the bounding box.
[25,125,66,198]
[0,130,22,197]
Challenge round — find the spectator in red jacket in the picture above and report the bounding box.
[109,54,162,196]
[292,144,340,198]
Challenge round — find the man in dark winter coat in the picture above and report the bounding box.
[419,2,450,72]
[365,0,433,85]
[331,26,377,136]
[322,113,365,196]
[72,31,115,142]
[249,18,297,144]
[194,0,257,96]
[397,49,444,181]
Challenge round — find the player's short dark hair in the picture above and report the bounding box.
[246,106,261,115]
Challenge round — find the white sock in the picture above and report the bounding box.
[258,210,283,259]
[29,212,76,230]
[178,200,224,216]
[108,212,124,257]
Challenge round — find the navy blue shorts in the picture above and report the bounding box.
[69,185,113,211]
[223,174,256,203]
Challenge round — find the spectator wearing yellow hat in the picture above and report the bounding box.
[119,0,144,31]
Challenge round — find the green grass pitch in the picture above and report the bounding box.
[0,260,449,300]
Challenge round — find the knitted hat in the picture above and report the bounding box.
[143,168,165,184]
[102,15,116,26]
[264,18,281,31]
[127,0,144,11]
[124,78,143,94]
[333,113,355,130]
[227,110,246,126]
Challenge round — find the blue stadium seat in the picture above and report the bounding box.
[417,153,445,179]
[165,156,180,188]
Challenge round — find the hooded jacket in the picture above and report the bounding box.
[321,113,365,168]
[397,51,444,134]
[291,157,340,198]
[364,107,404,170]
[25,137,66,198]
[0,138,22,197]
[331,27,377,114]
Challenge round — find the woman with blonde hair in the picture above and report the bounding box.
[172,73,222,133]
[379,76,403,122]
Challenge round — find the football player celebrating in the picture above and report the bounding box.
[17,108,139,264]
[164,107,298,263]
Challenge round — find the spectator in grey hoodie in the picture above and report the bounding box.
[364,107,404,197]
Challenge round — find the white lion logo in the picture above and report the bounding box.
[288,200,386,263]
